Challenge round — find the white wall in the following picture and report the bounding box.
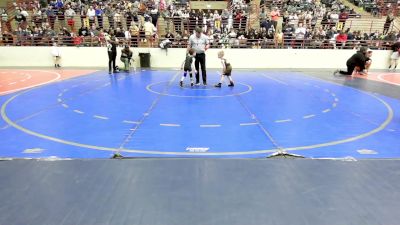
[0,46,392,69]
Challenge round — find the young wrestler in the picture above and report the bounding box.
[363,49,373,74]
[389,48,400,71]
[180,48,196,87]
[215,50,234,87]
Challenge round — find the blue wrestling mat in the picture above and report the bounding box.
[1,70,399,158]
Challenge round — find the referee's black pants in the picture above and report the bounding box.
[339,63,355,75]
[108,51,117,72]
[195,53,207,84]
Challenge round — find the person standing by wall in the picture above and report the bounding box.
[188,27,209,86]
[106,32,118,74]
[51,42,61,68]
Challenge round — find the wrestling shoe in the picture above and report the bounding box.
[214,83,222,88]
[179,81,183,87]
[333,69,339,76]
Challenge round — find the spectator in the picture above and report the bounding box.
[1,9,10,31]
[46,5,56,29]
[57,7,66,28]
[295,23,306,47]
[383,12,394,35]
[124,27,131,45]
[114,10,122,28]
[31,7,42,28]
[336,30,348,49]
[259,8,267,26]
[274,30,284,48]
[14,9,27,28]
[288,12,298,27]
[1,30,13,45]
[270,7,280,30]
[330,11,339,28]
[78,26,89,37]
[104,5,115,29]
[87,6,96,27]
[65,5,76,31]
[339,10,349,28]
[72,32,83,46]
[150,8,159,27]
[20,8,29,19]
[214,10,221,30]
[144,18,156,47]
[130,22,140,36]
[95,5,104,29]
[115,27,124,39]
[165,30,175,39]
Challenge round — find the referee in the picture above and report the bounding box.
[188,27,210,86]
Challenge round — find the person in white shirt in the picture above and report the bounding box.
[114,10,122,28]
[51,42,61,68]
[188,27,210,85]
[227,14,233,30]
[20,9,29,18]
[288,13,298,26]
[295,23,306,38]
[143,18,156,47]
[330,11,339,28]
[181,10,189,31]
[87,6,96,27]
[124,29,131,44]
[65,5,76,30]
[295,23,306,47]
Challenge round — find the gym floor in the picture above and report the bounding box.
[0,68,399,159]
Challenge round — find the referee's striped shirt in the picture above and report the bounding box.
[188,34,209,54]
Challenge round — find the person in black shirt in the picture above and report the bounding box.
[334,47,368,76]
[14,10,26,28]
[57,8,65,27]
[115,28,125,39]
[78,26,89,36]
[391,41,400,52]
[165,31,174,39]
[383,13,394,35]
[107,33,119,74]
[2,31,13,45]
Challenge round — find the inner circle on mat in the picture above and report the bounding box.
[147,81,252,97]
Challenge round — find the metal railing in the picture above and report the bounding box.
[0,35,397,50]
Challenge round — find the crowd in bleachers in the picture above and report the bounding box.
[0,0,167,46]
[0,0,399,49]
